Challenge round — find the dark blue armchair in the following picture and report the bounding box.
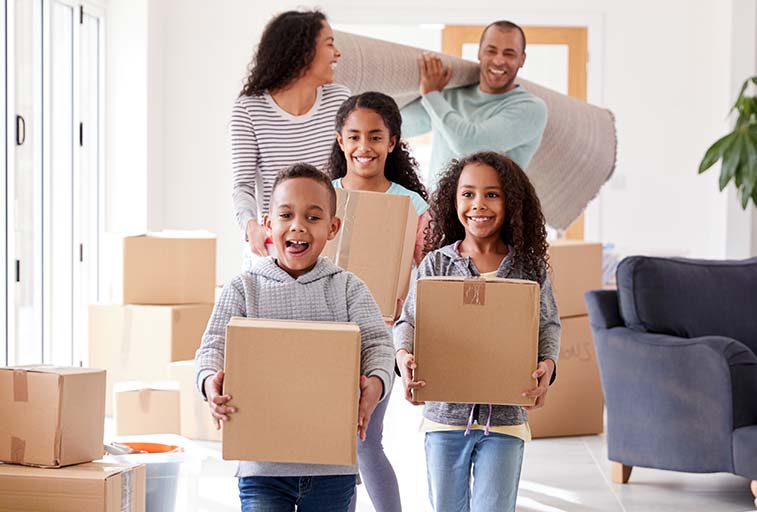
[585,256,757,505]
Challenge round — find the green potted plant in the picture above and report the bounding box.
[699,76,757,208]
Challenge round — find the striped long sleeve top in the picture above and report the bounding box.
[230,84,351,234]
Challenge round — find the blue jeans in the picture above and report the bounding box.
[425,430,524,512]
[348,388,402,512]
[238,475,356,512]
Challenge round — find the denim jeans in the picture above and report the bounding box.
[238,475,356,512]
[425,430,524,512]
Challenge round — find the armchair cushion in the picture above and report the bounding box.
[616,256,757,355]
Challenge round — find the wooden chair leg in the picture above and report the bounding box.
[751,480,757,508]
[611,461,632,484]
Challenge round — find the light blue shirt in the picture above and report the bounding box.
[332,179,429,216]
[401,84,547,188]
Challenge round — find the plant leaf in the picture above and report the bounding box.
[699,132,735,173]
[719,133,743,190]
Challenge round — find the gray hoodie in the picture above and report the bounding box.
[394,242,561,427]
[195,256,394,477]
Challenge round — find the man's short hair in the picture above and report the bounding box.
[271,163,337,216]
[479,20,526,51]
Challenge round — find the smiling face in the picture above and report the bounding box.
[477,26,526,94]
[264,177,340,278]
[456,162,507,242]
[303,21,341,86]
[336,107,397,183]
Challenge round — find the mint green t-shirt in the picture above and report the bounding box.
[332,178,429,216]
[400,83,547,188]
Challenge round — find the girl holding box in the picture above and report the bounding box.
[394,151,561,512]
[327,91,430,512]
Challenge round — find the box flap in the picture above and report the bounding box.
[227,317,360,333]
[4,366,105,377]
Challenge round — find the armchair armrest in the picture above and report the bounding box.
[594,326,757,473]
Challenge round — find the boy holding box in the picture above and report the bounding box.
[195,163,394,511]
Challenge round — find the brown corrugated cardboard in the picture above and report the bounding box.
[104,231,216,304]
[114,383,181,436]
[548,240,603,318]
[88,303,212,415]
[223,318,360,465]
[528,315,604,438]
[0,461,146,511]
[168,361,221,442]
[413,277,539,406]
[323,189,418,321]
[0,366,105,467]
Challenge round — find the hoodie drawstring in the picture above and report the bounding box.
[464,404,494,436]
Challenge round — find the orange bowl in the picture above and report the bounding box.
[120,442,183,454]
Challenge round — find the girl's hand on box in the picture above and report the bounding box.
[357,376,383,441]
[397,349,426,406]
[204,370,236,429]
[522,359,556,410]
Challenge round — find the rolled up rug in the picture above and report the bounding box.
[334,30,616,230]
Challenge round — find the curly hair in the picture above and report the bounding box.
[272,162,337,216]
[425,151,549,283]
[239,10,327,97]
[327,92,428,201]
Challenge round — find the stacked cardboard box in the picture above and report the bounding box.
[0,366,146,509]
[89,232,216,423]
[528,240,605,438]
[169,361,222,442]
[113,383,181,436]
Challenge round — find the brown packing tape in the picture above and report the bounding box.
[13,369,28,402]
[463,278,486,306]
[334,191,360,268]
[10,436,25,464]
[138,388,152,414]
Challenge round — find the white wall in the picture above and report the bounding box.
[106,0,756,284]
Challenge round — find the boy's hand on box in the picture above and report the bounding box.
[357,376,383,441]
[204,370,236,429]
[521,359,556,410]
[397,349,426,406]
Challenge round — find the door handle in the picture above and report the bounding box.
[16,115,26,146]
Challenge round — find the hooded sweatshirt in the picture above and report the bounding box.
[394,242,561,428]
[195,256,395,478]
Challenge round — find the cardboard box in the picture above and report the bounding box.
[114,383,181,436]
[528,315,604,438]
[0,366,105,467]
[88,303,212,415]
[413,277,538,406]
[324,189,418,320]
[169,361,221,442]
[223,318,360,465]
[548,240,602,318]
[104,231,216,304]
[0,461,145,511]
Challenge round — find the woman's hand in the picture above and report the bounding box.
[522,359,556,410]
[203,370,236,429]
[246,220,268,257]
[396,349,426,405]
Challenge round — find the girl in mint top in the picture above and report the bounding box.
[327,91,429,512]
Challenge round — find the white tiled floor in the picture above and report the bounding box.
[130,382,757,511]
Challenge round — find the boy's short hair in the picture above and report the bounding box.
[271,163,337,216]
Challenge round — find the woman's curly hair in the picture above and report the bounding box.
[425,151,549,283]
[327,92,428,201]
[240,10,327,97]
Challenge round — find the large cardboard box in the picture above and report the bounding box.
[547,240,602,318]
[169,361,221,442]
[0,366,105,467]
[114,383,181,436]
[104,231,216,304]
[88,303,213,415]
[324,189,418,321]
[528,315,604,438]
[0,461,146,511]
[413,277,538,406]
[223,318,360,465]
